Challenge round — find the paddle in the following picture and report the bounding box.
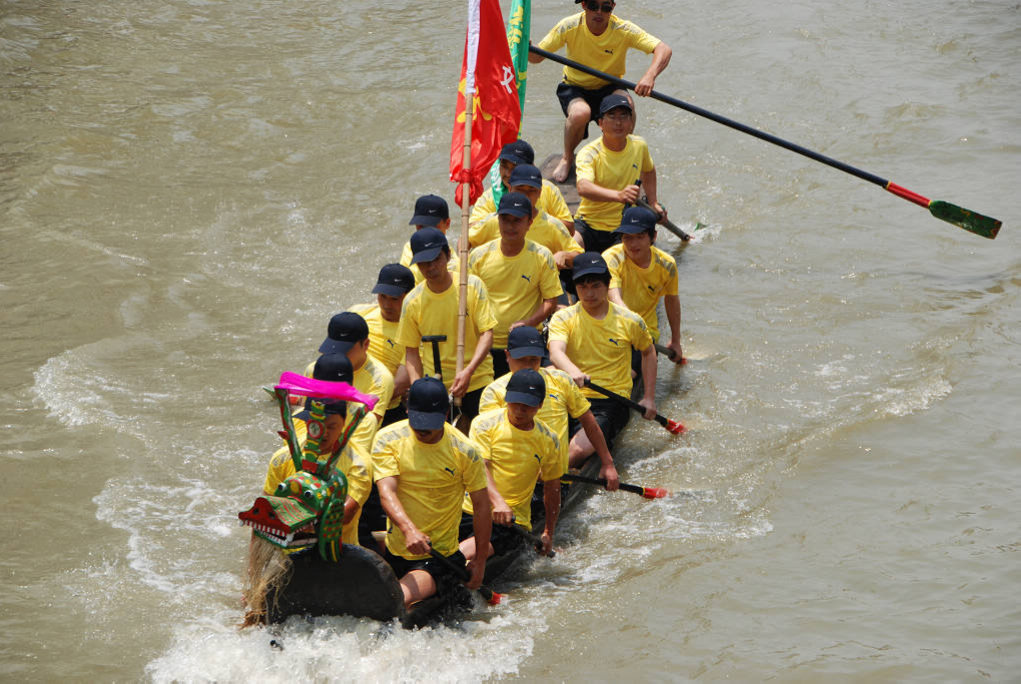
[561,472,669,499]
[584,379,685,434]
[653,342,685,365]
[427,547,502,605]
[635,196,690,242]
[529,45,1002,240]
[503,519,555,558]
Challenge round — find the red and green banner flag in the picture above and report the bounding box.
[450,0,521,206]
[485,0,531,205]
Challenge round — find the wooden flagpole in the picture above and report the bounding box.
[455,53,474,415]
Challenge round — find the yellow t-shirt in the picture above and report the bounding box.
[395,273,497,393]
[469,180,573,228]
[479,366,590,470]
[576,134,655,233]
[603,243,679,341]
[462,409,563,530]
[537,12,661,89]
[470,210,585,255]
[263,440,372,546]
[399,239,461,286]
[372,421,487,559]
[548,301,652,398]
[467,240,563,348]
[303,355,393,456]
[348,303,405,411]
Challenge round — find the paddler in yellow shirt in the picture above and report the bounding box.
[573,94,667,255]
[548,251,657,460]
[469,139,573,231]
[467,191,562,379]
[373,377,492,608]
[396,226,497,428]
[604,206,684,365]
[459,369,563,560]
[263,354,372,546]
[478,326,619,490]
[529,0,672,183]
[398,194,460,285]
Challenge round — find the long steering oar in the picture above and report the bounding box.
[427,547,502,605]
[635,196,691,242]
[561,472,669,499]
[529,45,1001,240]
[584,380,685,434]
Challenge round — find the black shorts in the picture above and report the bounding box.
[459,514,528,557]
[568,396,631,449]
[490,348,510,380]
[556,81,620,120]
[574,217,622,254]
[381,403,407,427]
[356,485,386,551]
[457,386,483,424]
[383,548,468,592]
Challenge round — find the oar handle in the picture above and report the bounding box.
[634,197,690,242]
[584,380,685,434]
[561,473,669,499]
[427,547,501,605]
[503,519,554,558]
[653,342,685,364]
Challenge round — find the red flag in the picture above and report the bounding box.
[450,0,521,206]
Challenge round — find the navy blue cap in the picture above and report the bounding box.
[498,139,535,166]
[614,206,658,234]
[507,326,546,359]
[309,353,353,415]
[598,93,633,117]
[409,194,449,226]
[319,311,369,355]
[407,377,449,430]
[508,164,543,190]
[497,191,532,218]
[409,226,449,264]
[505,369,546,408]
[571,251,609,280]
[372,263,416,297]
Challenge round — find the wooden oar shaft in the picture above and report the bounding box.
[560,473,668,499]
[634,196,690,241]
[584,380,685,434]
[427,547,500,604]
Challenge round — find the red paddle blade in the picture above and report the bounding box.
[642,487,670,499]
[666,420,685,434]
[486,591,503,606]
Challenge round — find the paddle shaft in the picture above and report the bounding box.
[584,380,685,433]
[635,196,690,241]
[503,521,554,558]
[529,45,1001,239]
[560,472,666,499]
[653,342,682,363]
[427,547,499,604]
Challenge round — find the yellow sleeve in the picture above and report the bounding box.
[478,382,505,415]
[470,277,498,333]
[620,19,661,54]
[372,428,401,481]
[398,241,413,267]
[537,248,564,299]
[605,245,626,289]
[575,140,599,184]
[461,444,489,494]
[469,213,499,248]
[627,309,653,351]
[263,445,296,495]
[470,189,496,225]
[536,15,570,52]
[540,182,573,226]
[561,373,592,419]
[341,443,372,506]
[550,216,584,254]
[640,139,654,173]
[547,308,570,344]
[394,292,422,349]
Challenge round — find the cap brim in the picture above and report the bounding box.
[409,215,443,227]
[509,179,542,190]
[498,208,530,218]
[572,266,608,281]
[508,344,546,359]
[408,409,447,430]
[319,338,356,355]
[372,283,411,297]
[410,246,443,264]
[498,152,527,165]
[505,390,543,407]
[613,224,649,234]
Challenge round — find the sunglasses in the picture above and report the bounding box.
[584,1,615,13]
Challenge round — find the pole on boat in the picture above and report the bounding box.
[528,45,1002,240]
[455,77,473,423]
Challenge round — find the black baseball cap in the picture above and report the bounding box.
[372,263,416,297]
[409,194,449,226]
[508,164,543,190]
[409,226,449,264]
[615,206,658,234]
[572,251,609,280]
[319,311,369,355]
[505,369,546,408]
[497,191,532,218]
[309,353,353,416]
[498,139,535,166]
[507,326,547,359]
[407,377,449,430]
[598,93,633,117]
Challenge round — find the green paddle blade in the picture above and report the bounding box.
[929,200,1001,239]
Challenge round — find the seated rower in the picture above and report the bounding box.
[399,194,460,285]
[468,192,562,379]
[263,354,372,545]
[460,369,563,560]
[469,139,573,231]
[478,326,619,489]
[547,252,657,466]
[373,377,492,608]
[604,206,684,366]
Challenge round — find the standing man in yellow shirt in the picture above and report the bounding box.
[374,377,492,608]
[396,227,497,428]
[468,192,563,379]
[459,369,563,561]
[604,206,684,365]
[574,94,667,255]
[399,194,460,285]
[479,326,619,489]
[529,0,672,183]
[548,252,657,458]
